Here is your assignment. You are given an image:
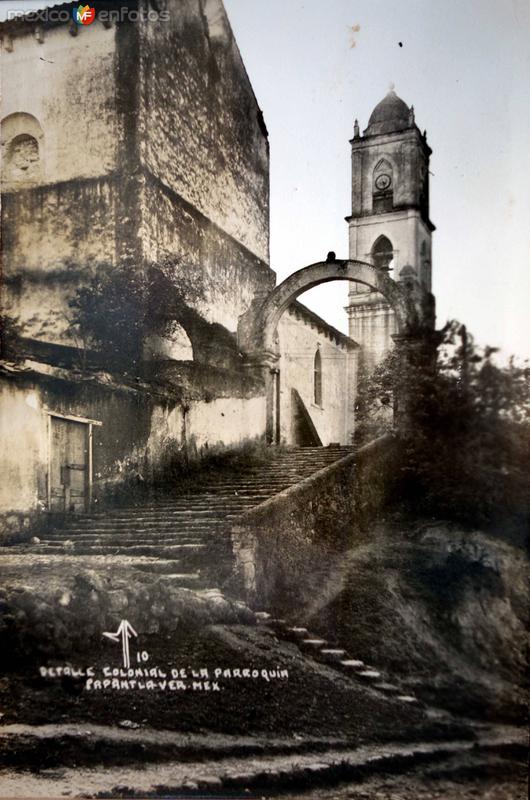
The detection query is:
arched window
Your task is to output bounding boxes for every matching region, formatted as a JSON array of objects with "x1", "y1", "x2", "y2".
[
  {"x1": 372, "y1": 157, "x2": 394, "y2": 213},
  {"x1": 371, "y1": 235, "x2": 394, "y2": 271},
  {"x1": 313, "y1": 349, "x2": 322, "y2": 406}
]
